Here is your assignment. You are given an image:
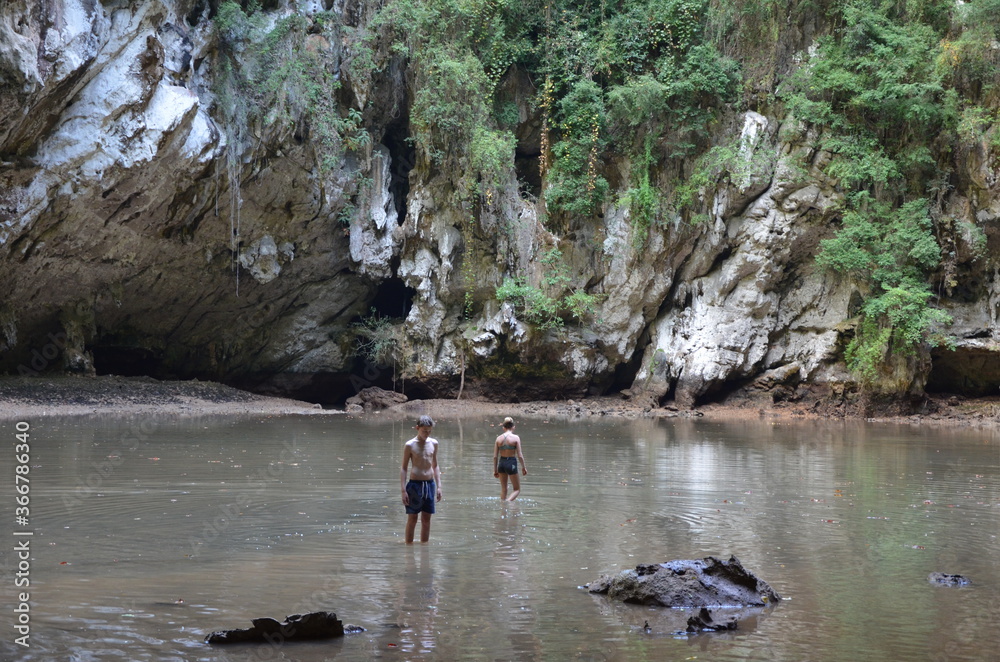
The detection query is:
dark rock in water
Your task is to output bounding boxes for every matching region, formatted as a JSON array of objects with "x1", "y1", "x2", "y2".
[
  {"x1": 587, "y1": 555, "x2": 781, "y2": 607},
  {"x1": 928, "y1": 572, "x2": 971, "y2": 587},
  {"x1": 205, "y1": 611, "x2": 360, "y2": 644},
  {"x1": 686, "y1": 607, "x2": 738, "y2": 633}
]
